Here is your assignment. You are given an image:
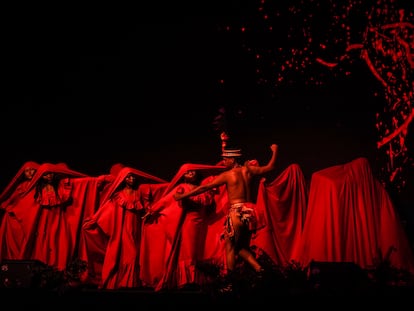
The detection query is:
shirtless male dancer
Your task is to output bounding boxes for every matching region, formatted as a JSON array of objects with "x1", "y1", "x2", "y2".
[{"x1": 174, "y1": 143, "x2": 278, "y2": 286}]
